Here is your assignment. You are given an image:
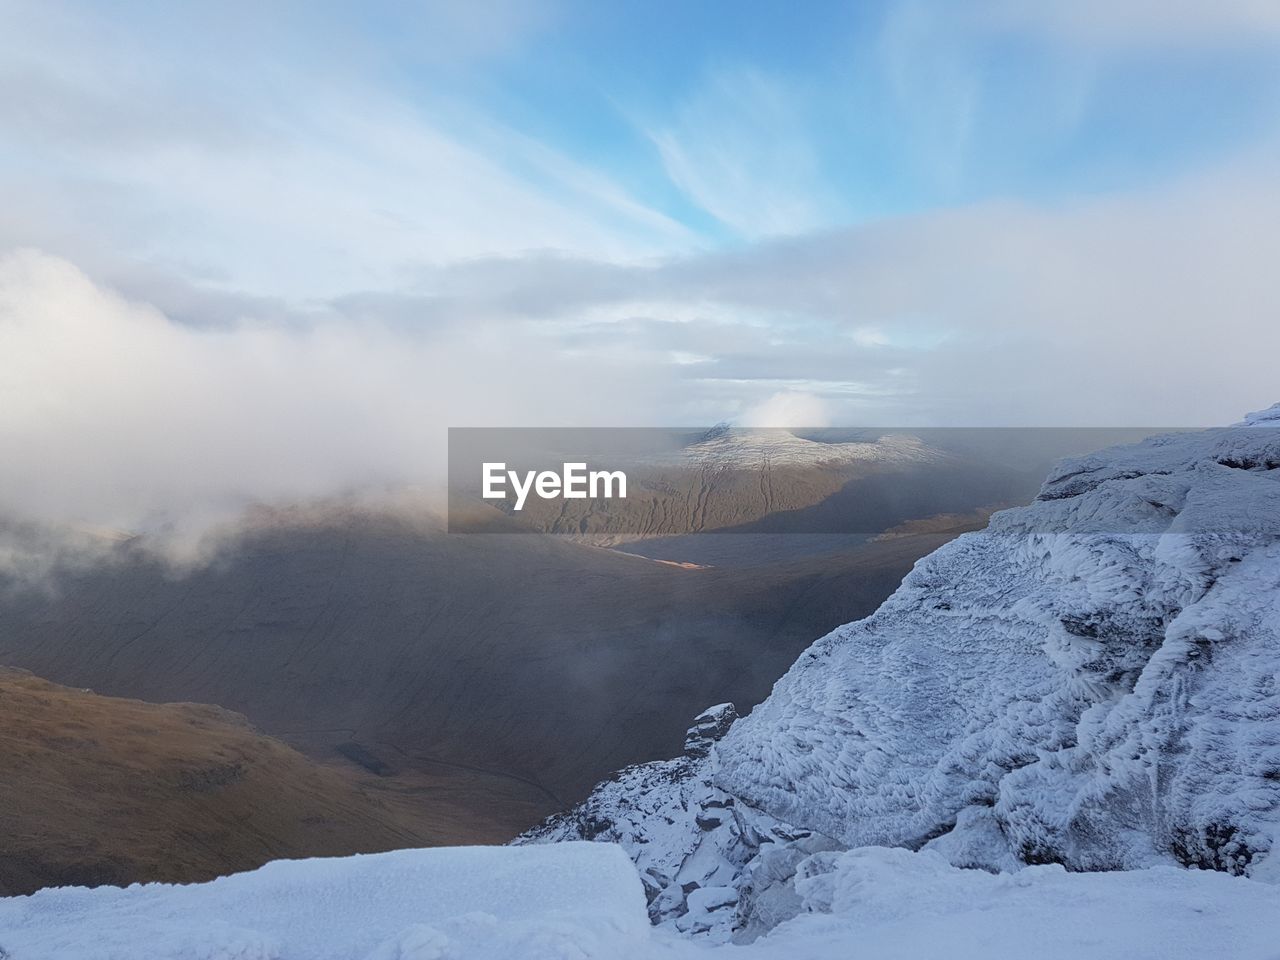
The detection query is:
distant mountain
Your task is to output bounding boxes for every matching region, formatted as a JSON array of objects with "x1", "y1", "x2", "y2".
[
  {"x1": 468, "y1": 428, "x2": 1002, "y2": 541},
  {"x1": 675, "y1": 428, "x2": 937, "y2": 468},
  {"x1": 526, "y1": 407, "x2": 1280, "y2": 941},
  {"x1": 0, "y1": 667, "x2": 429, "y2": 895}
]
